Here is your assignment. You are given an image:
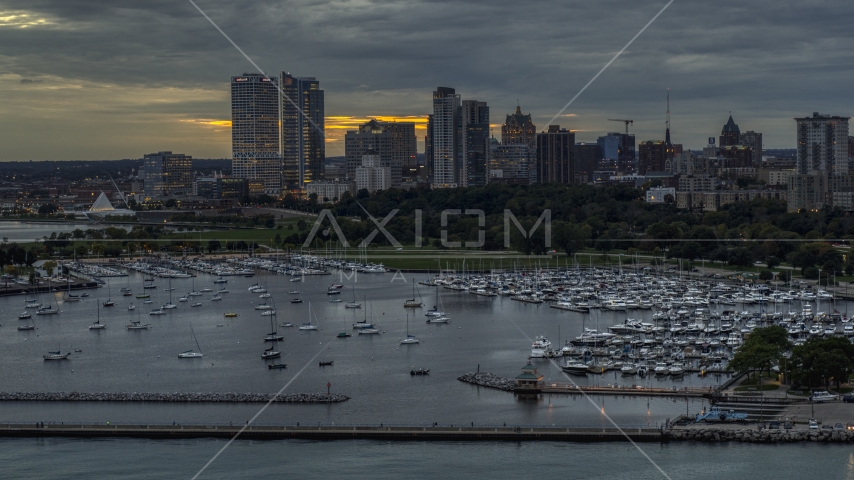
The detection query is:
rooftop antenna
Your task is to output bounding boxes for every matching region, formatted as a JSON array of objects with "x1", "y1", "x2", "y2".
[{"x1": 665, "y1": 88, "x2": 672, "y2": 146}]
